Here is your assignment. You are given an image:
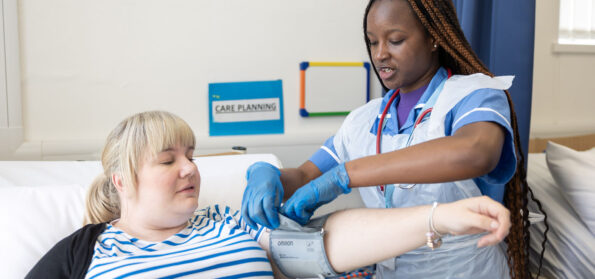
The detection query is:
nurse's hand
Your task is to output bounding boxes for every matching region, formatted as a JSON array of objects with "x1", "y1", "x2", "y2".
[
  {"x1": 281, "y1": 164, "x2": 351, "y2": 225},
  {"x1": 241, "y1": 162, "x2": 284, "y2": 229}
]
